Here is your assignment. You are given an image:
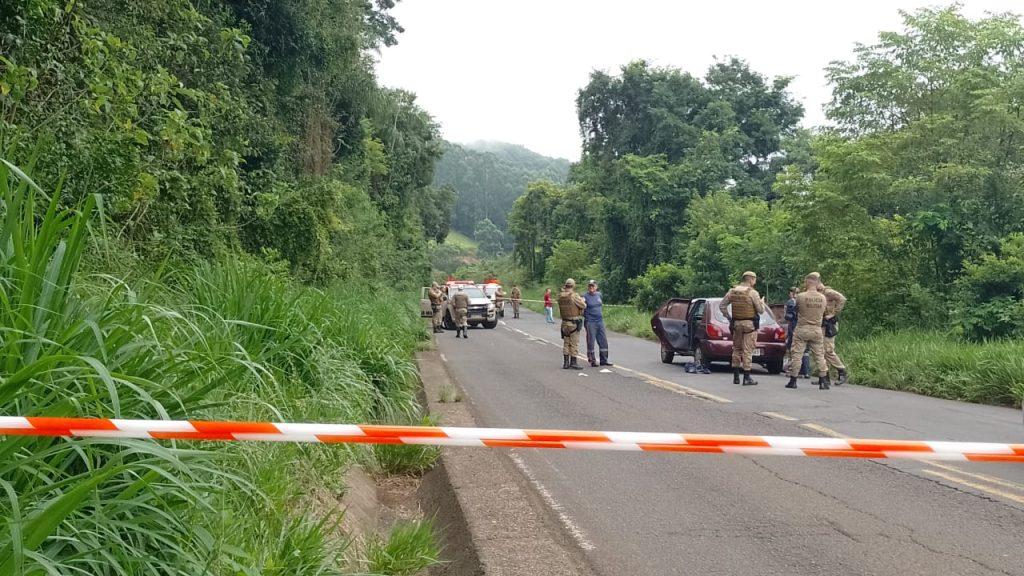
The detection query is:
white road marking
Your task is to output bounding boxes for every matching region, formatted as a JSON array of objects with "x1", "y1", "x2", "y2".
[
  {"x1": 508, "y1": 451, "x2": 596, "y2": 551},
  {"x1": 439, "y1": 354, "x2": 448, "y2": 363},
  {"x1": 599, "y1": 369, "x2": 613, "y2": 373},
  {"x1": 577, "y1": 373, "x2": 588, "y2": 377}
]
